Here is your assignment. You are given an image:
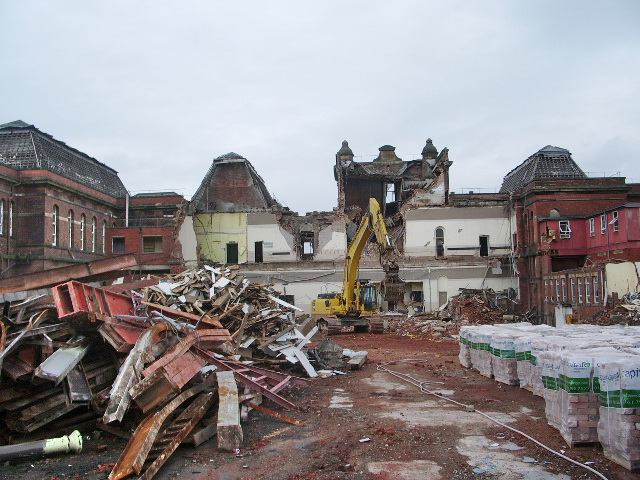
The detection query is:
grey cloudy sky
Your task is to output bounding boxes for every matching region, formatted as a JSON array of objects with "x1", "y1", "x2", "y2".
[{"x1": 2, "y1": 1, "x2": 639, "y2": 213}]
